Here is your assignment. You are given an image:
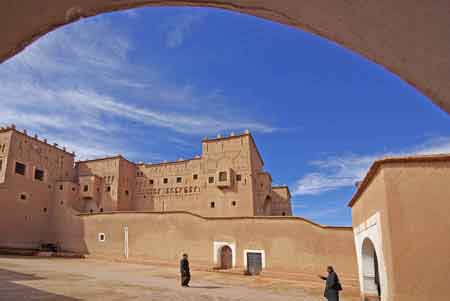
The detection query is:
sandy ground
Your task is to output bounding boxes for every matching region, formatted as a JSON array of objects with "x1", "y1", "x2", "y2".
[{"x1": 0, "y1": 256, "x2": 359, "y2": 300}]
